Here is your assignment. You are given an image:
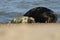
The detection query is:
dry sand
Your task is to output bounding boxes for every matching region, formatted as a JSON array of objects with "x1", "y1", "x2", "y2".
[{"x1": 0, "y1": 23, "x2": 60, "y2": 40}]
